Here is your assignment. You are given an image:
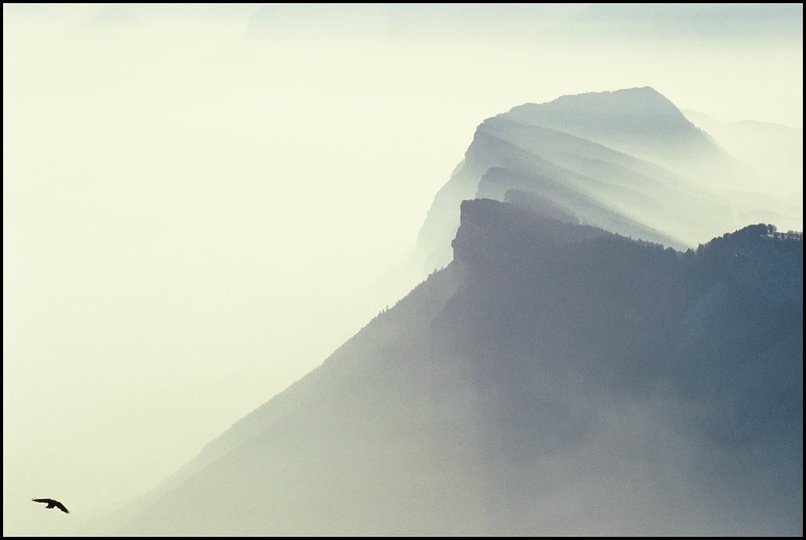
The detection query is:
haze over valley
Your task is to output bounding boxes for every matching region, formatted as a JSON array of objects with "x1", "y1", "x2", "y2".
[{"x1": 4, "y1": 4, "x2": 802, "y2": 536}]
